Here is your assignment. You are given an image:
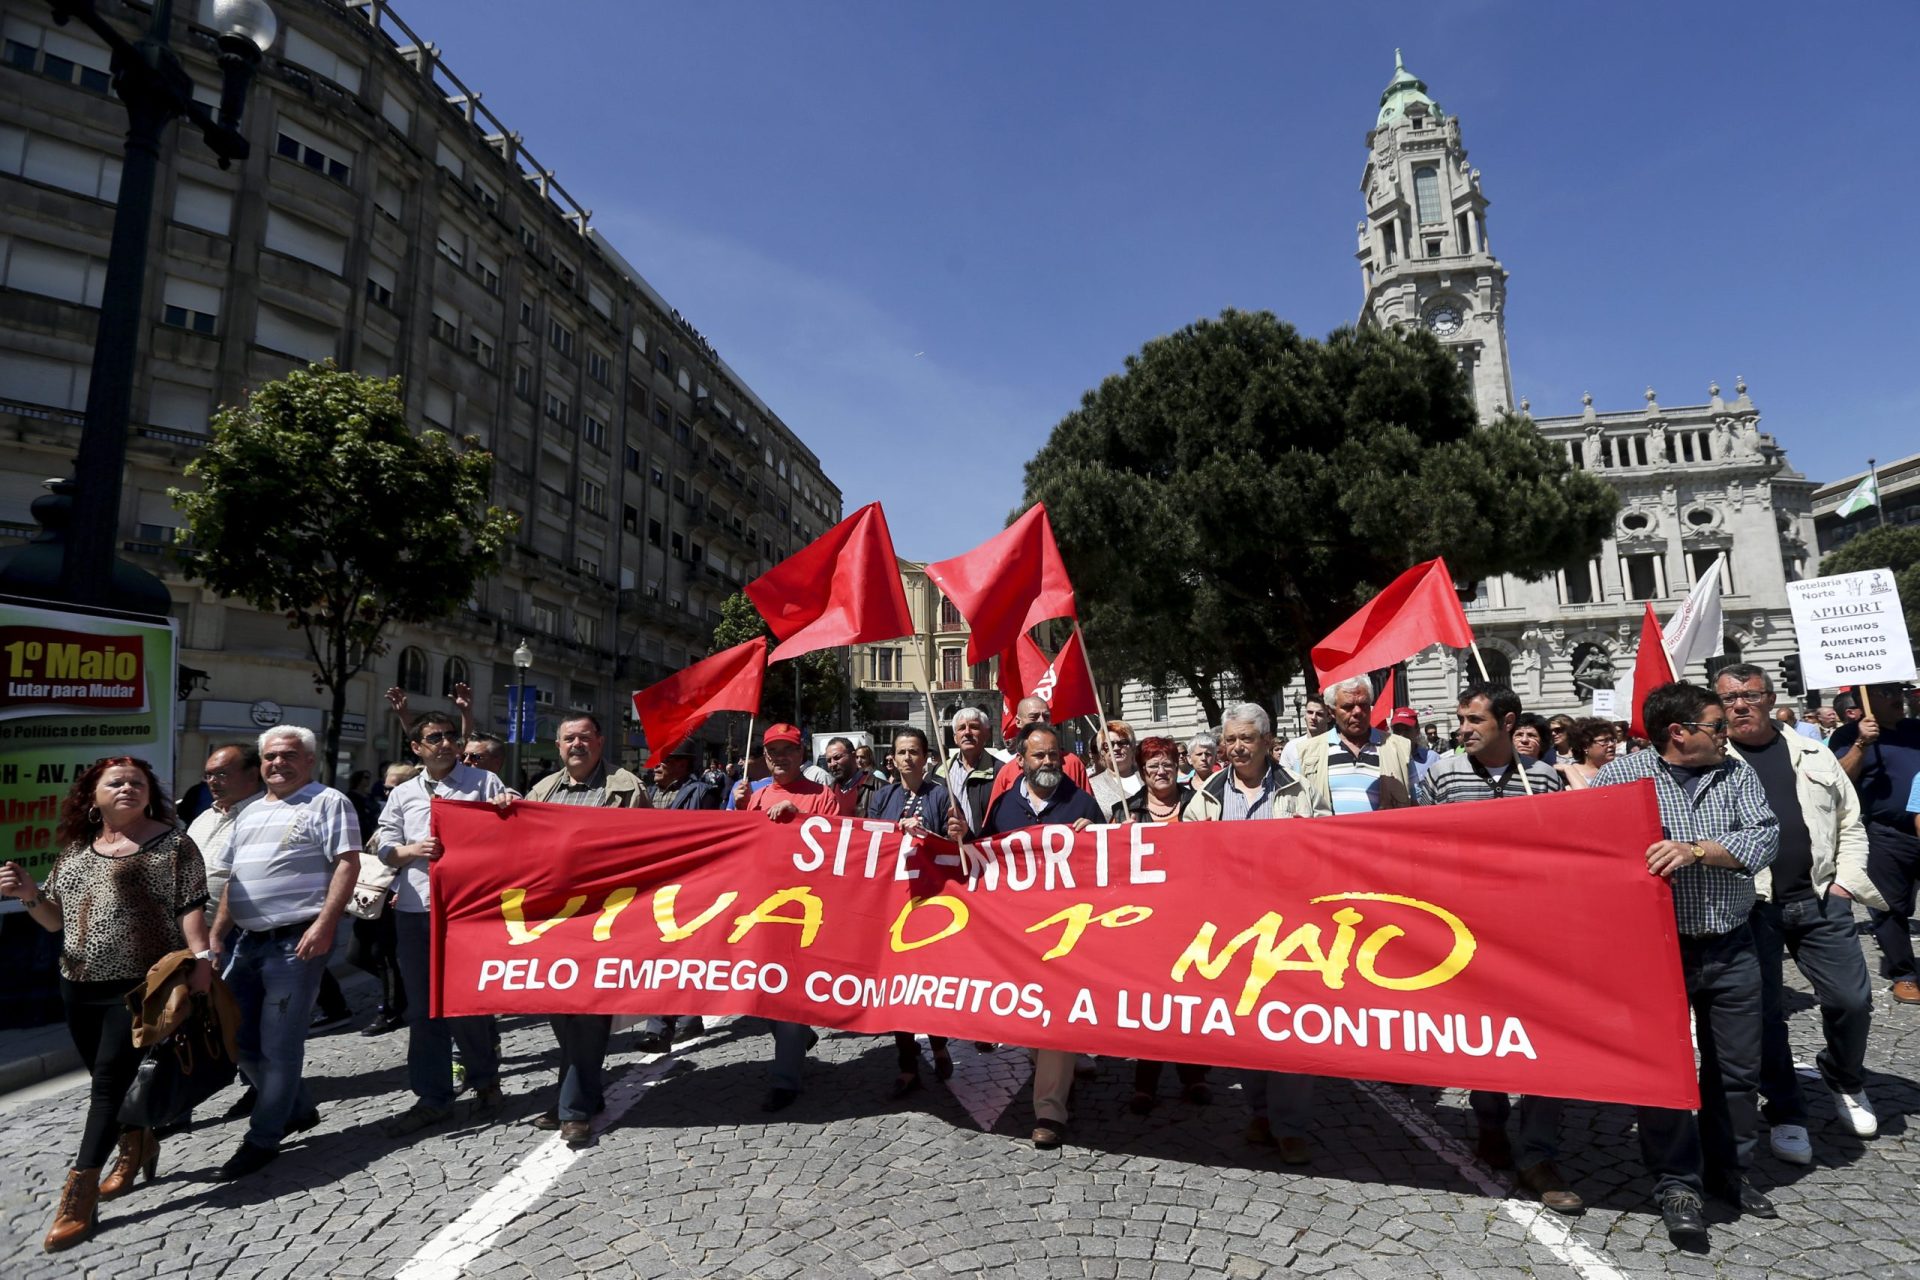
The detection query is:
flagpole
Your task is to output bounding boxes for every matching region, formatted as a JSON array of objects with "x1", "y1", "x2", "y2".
[
  {"x1": 1871, "y1": 457, "x2": 1884, "y2": 529},
  {"x1": 1467, "y1": 640, "x2": 1492, "y2": 683}
]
